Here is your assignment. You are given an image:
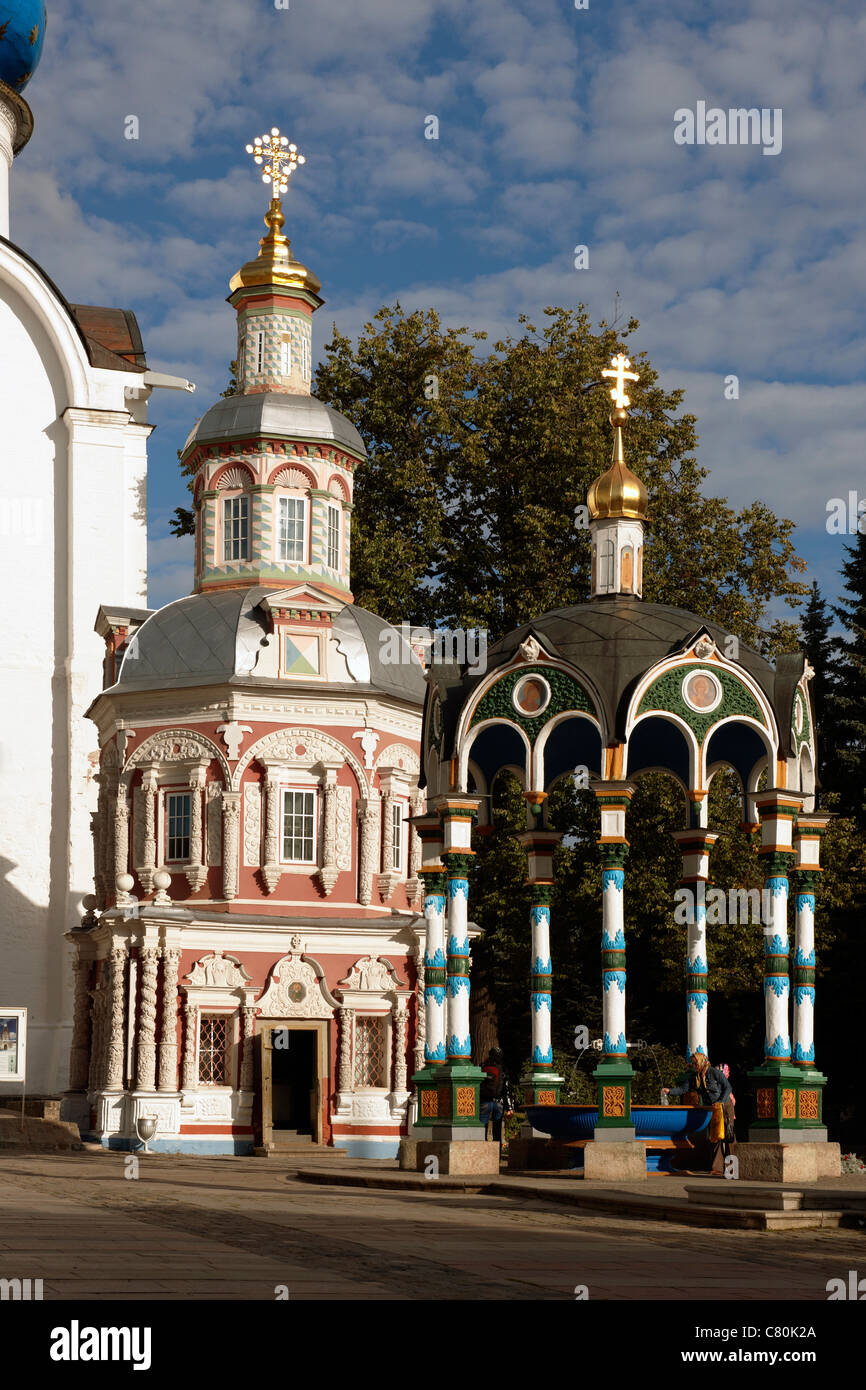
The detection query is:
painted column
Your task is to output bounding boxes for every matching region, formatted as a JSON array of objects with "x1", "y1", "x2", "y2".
[
  {"x1": 593, "y1": 783, "x2": 636, "y2": 1138},
  {"x1": 787, "y1": 813, "x2": 831, "y2": 1137},
  {"x1": 443, "y1": 848, "x2": 471, "y2": 1062},
  {"x1": 518, "y1": 828, "x2": 563, "y2": 1105},
  {"x1": 135, "y1": 945, "x2": 159, "y2": 1091},
  {"x1": 158, "y1": 947, "x2": 181, "y2": 1091},
  {"x1": 748, "y1": 790, "x2": 805, "y2": 1141},
  {"x1": 421, "y1": 870, "x2": 447, "y2": 1065},
  {"x1": 672, "y1": 829, "x2": 719, "y2": 1060}
]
